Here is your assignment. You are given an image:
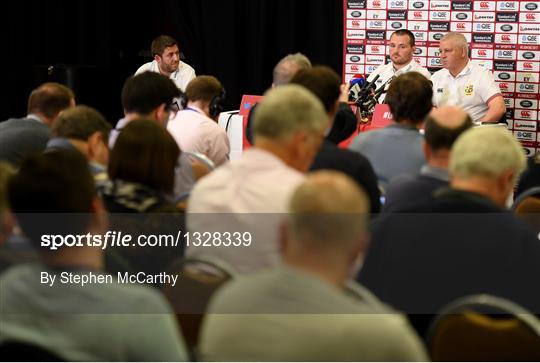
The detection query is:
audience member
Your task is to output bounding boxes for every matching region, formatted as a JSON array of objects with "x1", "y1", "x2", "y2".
[
  {"x1": 102, "y1": 119, "x2": 185, "y2": 278},
  {"x1": 1, "y1": 150, "x2": 187, "y2": 361},
  {"x1": 187, "y1": 85, "x2": 329, "y2": 273},
  {"x1": 111, "y1": 71, "x2": 206, "y2": 200},
  {"x1": 200, "y1": 171, "x2": 427, "y2": 361},
  {"x1": 136, "y1": 35, "x2": 196, "y2": 91},
  {"x1": 358, "y1": 127, "x2": 540, "y2": 321},
  {"x1": 48, "y1": 105, "x2": 111, "y2": 185},
  {"x1": 291, "y1": 65, "x2": 381, "y2": 214},
  {"x1": 168, "y1": 76, "x2": 230, "y2": 166},
  {"x1": 349, "y1": 72, "x2": 432, "y2": 188},
  {"x1": 432, "y1": 32, "x2": 506, "y2": 123},
  {"x1": 246, "y1": 53, "x2": 357, "y2": 145},
  {"x1": 383, "y1": 106, "x2": 473, "y2": 212},
  {"x1": 104, "y1": 119, "x2": 180, "y2": 213},
  {"x1": 0, "y1": 83, "x2": 75, "y2": 166}
]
